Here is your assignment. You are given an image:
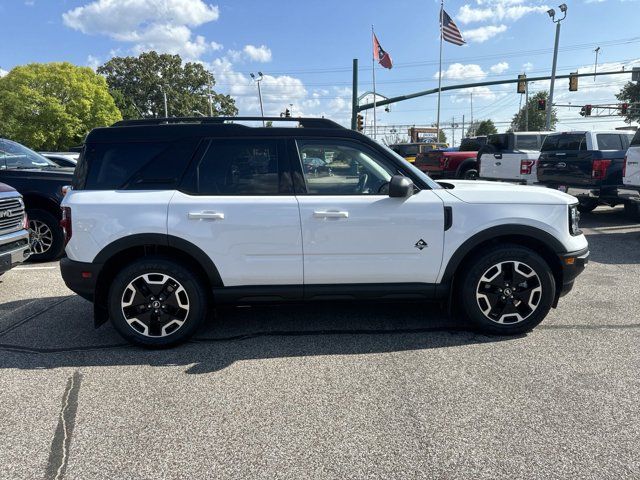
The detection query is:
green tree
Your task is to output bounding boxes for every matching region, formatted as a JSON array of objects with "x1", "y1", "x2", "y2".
[
  {"x1": 0, "y1": 62, "x2": 122, "y2": 150},
  {"x1": 511, "y1": 91, "x2": 557, "y2": 132},
  {"x1": 475, "y1": 119, "x2": 498, "y2": 136},
  {"x1": 616, "y1": 81, "x2": 640, "y2": 124},
  {"x1": 98, "y1": 51, "x2": 237, "y2": 119}
]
